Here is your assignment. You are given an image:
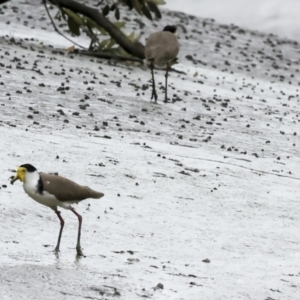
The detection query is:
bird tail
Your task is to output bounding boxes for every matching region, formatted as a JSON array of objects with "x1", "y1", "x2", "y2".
[
  {"x1": 86, "y1": 187, "x2": 104, "y2": 199},
  {"x1": 92, "y1": 191, "x2": 104, "y2": 199}
]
